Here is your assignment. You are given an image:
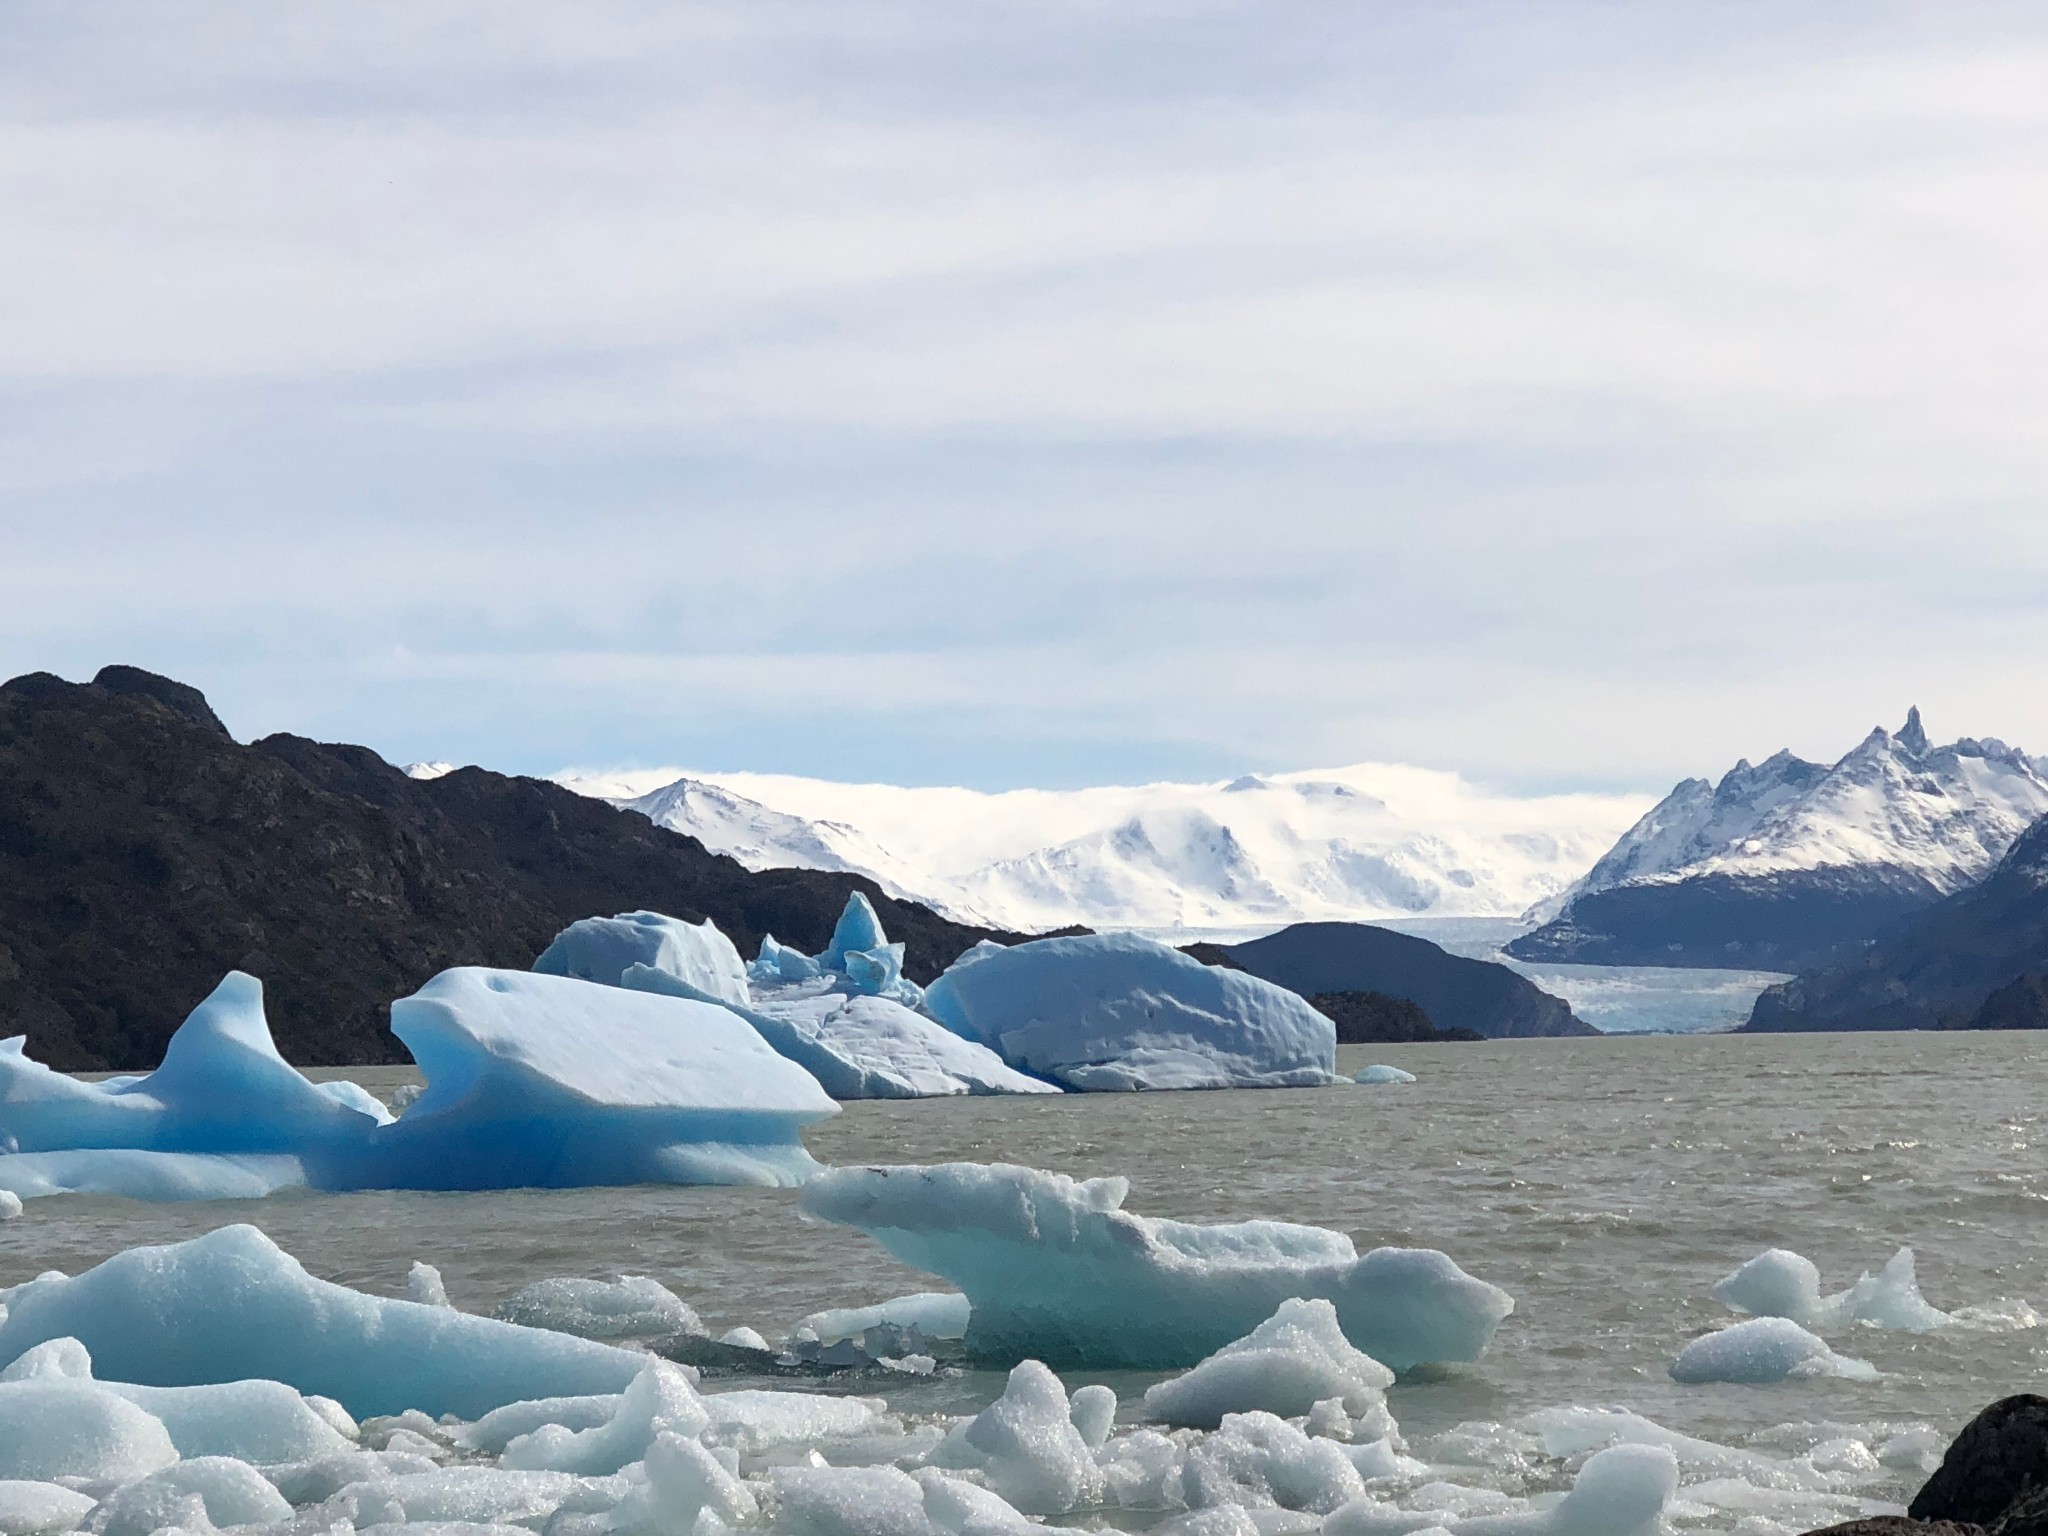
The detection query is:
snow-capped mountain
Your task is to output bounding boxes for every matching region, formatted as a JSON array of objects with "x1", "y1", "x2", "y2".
[
  {"x1": 558, "y1": 762, "x2": 1648, "y2": 934},
  {"x1": 1510, "y1": 709, "x2": 2048, "y2": 970},
  {"x1": 402, "y1": 761, "x2": 458, "y2": 781}
]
